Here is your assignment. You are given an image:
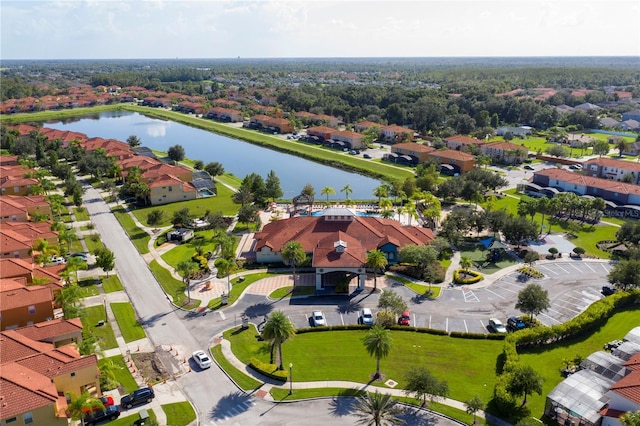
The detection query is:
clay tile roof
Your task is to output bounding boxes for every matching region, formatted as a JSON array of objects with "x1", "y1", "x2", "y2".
[
  {"x1": 147, "y1": 174, "x2": 186, "y2": 188},
  {"x1": 610, "y1": 369, "x2": 640, "y2": 403},
  {"x1": 535, "y1": 168, "x2": 640, "y2": 196},
  {"x1": 0, "y1": 258, "x2": 34, "y2": 279},
  {"x1": 428, "y1": 149, "x2": 476, "y2": 162},
  {"x1": 0, "y1": 330, "x2": 54, "y2": 363},
  {"x1": 392, "y1": 143, "x2": 436, "y2": 153},
  {"x1": 0, "y1": 229, "x2": 33, "y2": 252},
  {"x1": 0, "y1": 175, "x2": 39, "y2": 188},
  {"x1": 0, "y1": 365, "x2": 59, "y2": 418},
  {"x1": 625, "y1": 353, "x2": 640, "y2": 371},
  {"x1": 13, "y1": 318, "x2": 83, "y2": 342},
  {"x1": 445, "y1": 135, "x2": 485, "y2": 145},
  {"x1": 307, "y1": 126, "x2": 335, "y2": 134},
  {"x1": 483, "y1": 141, "x2": 528, "y2": 151},
  {"x1": 0, "y1": 281, "x2": 53, "y2": 311},
  {"x1": 598, "y1": 406, "x2": 626, "y2": 418},
  {"x1": 584, "y1": 157, "x2": 640, "y2": 173}
]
